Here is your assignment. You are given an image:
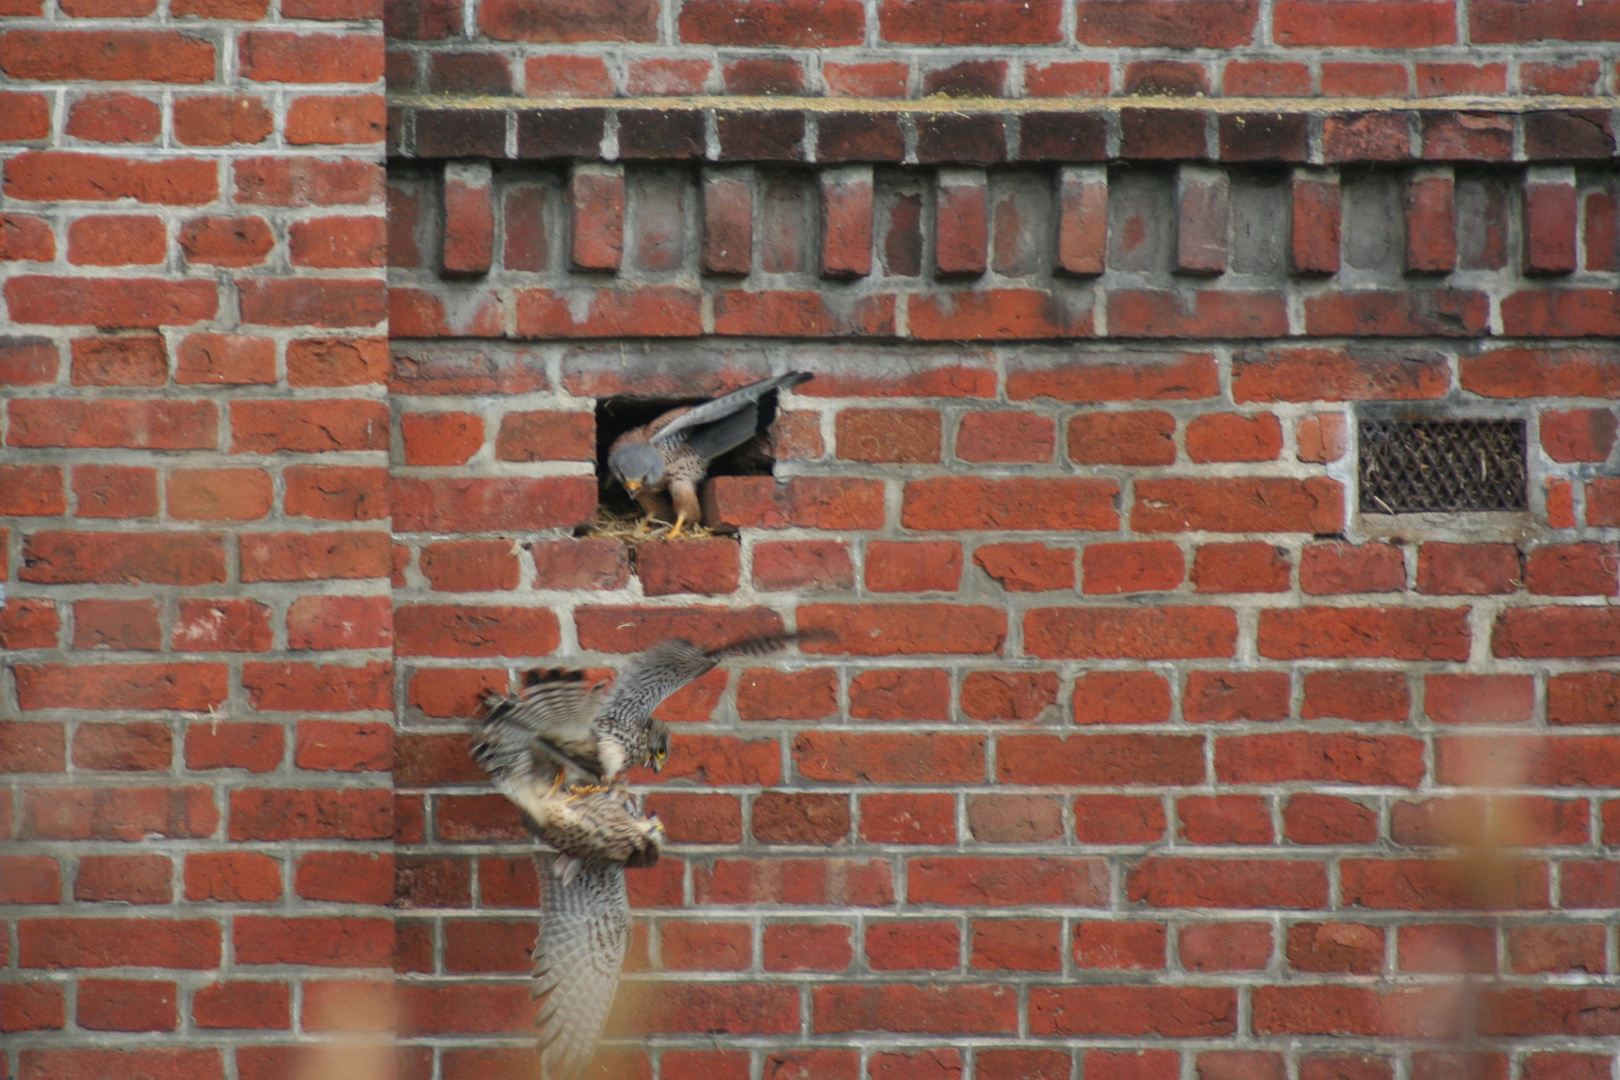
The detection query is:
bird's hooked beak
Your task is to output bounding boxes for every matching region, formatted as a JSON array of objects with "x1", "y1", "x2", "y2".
[{"x1": 625, "y1": 479, "x2": 642, "y2": 494}]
